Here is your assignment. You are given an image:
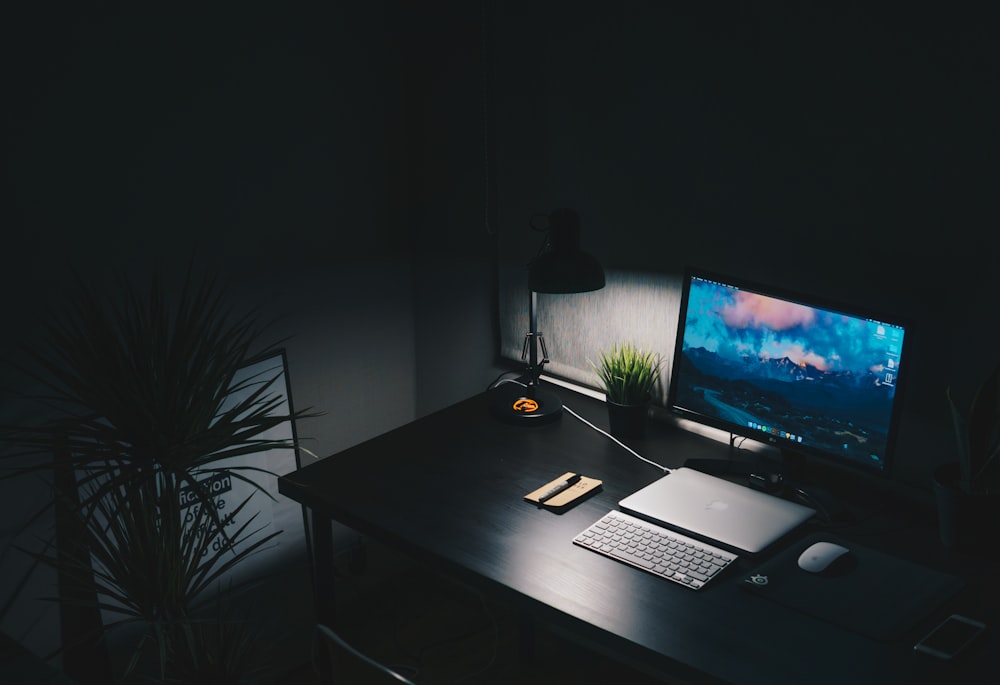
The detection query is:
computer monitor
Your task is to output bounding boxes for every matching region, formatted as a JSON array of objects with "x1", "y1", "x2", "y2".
[{"x1": 668, "y1": 268, "x2": 908, "y2": 475}]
